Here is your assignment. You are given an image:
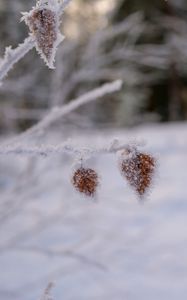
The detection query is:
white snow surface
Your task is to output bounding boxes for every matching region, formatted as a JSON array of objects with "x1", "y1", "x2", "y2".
[{"x1": 0, "y1": 122, "x2": 187, "y2": 300}]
